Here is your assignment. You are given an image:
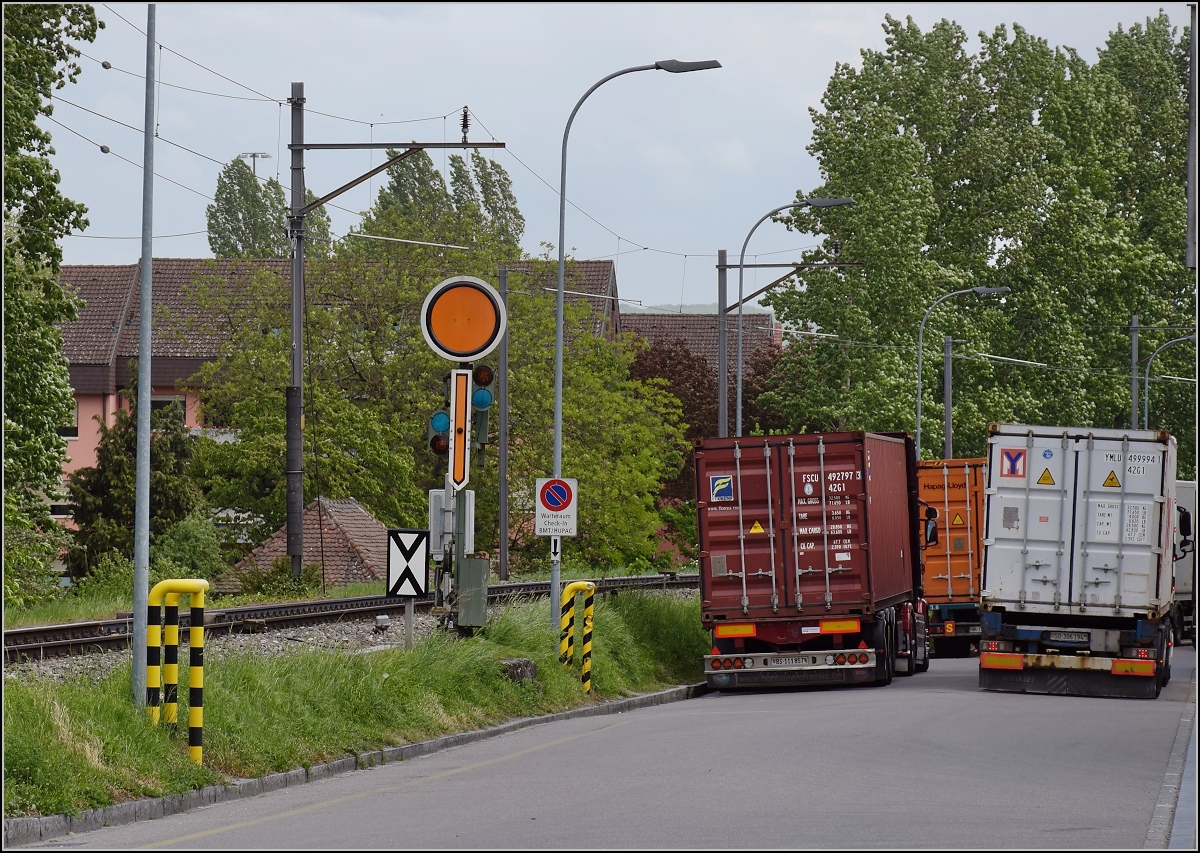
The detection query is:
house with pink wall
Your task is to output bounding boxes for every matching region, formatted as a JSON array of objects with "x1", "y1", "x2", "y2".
[{"x1": 53, "y1": 258, "x2": 623, "y2": 524}]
